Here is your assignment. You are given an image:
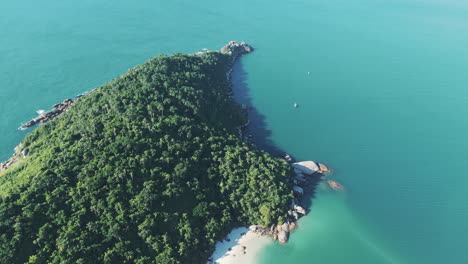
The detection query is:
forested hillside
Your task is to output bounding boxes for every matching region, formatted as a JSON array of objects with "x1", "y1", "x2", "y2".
[{"x1": 0, "y1": 52, "x2": 292, "y2": 264}]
